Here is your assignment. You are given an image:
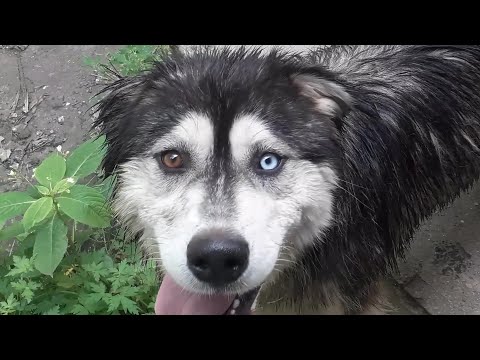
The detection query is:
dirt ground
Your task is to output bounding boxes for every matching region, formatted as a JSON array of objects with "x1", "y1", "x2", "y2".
[
  {"x1": 1, "y1": 45, "x2": 480, "y2": 315},
  {"x1": 0, "y1": 45, "x2": 122, "y2": 193}
]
